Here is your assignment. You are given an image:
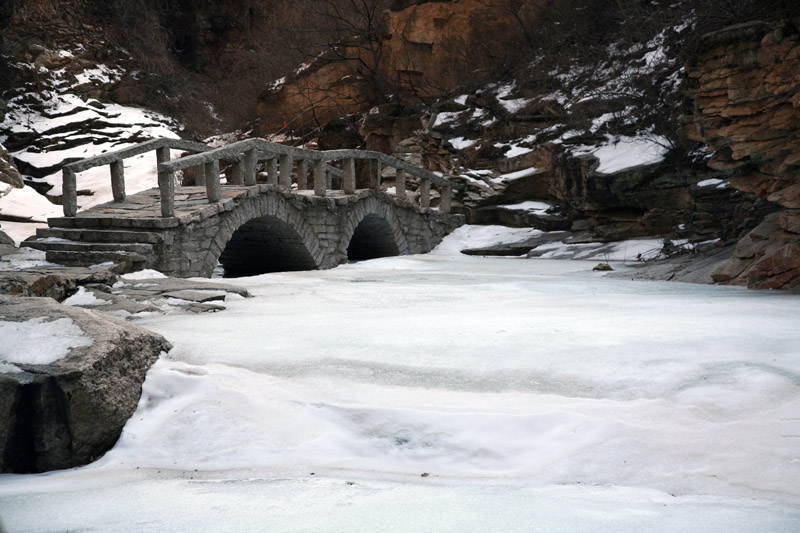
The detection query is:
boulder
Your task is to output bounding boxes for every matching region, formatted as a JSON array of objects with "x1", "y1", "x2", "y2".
[{"x1": 0, "y1": 295, "x2": 171, "y2": 473}]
